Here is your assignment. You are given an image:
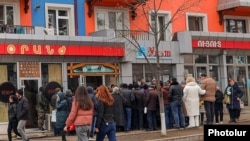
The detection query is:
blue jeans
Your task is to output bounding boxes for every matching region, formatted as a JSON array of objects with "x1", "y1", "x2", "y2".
[
  {"x1": 90, "y1": 116, "x2": 97, "y2": 137},
  {"x1": 124, "y1": 107, "x2": 132, "y2": 131},
  {"x1": 147, "y1": 110, "x2": 157, "y2": 130},
  {"x1": 164, "y1": 105, "x2": 173, "y2": 129},
  {"x1": 96, "y1": 123, "x2": 116, "y2": 141},
  {"x1": 170, "y1": 101, "x2": 185, "y2": 128}
]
